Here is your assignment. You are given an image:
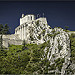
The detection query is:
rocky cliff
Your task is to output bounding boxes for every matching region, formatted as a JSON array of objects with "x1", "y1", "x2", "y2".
[
  {"x1": 24, "y1": 19, "x2": 71, "y2": 75},
  {"x1": 0, "y1": 18, "x2": 74, "y2": 75}
]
